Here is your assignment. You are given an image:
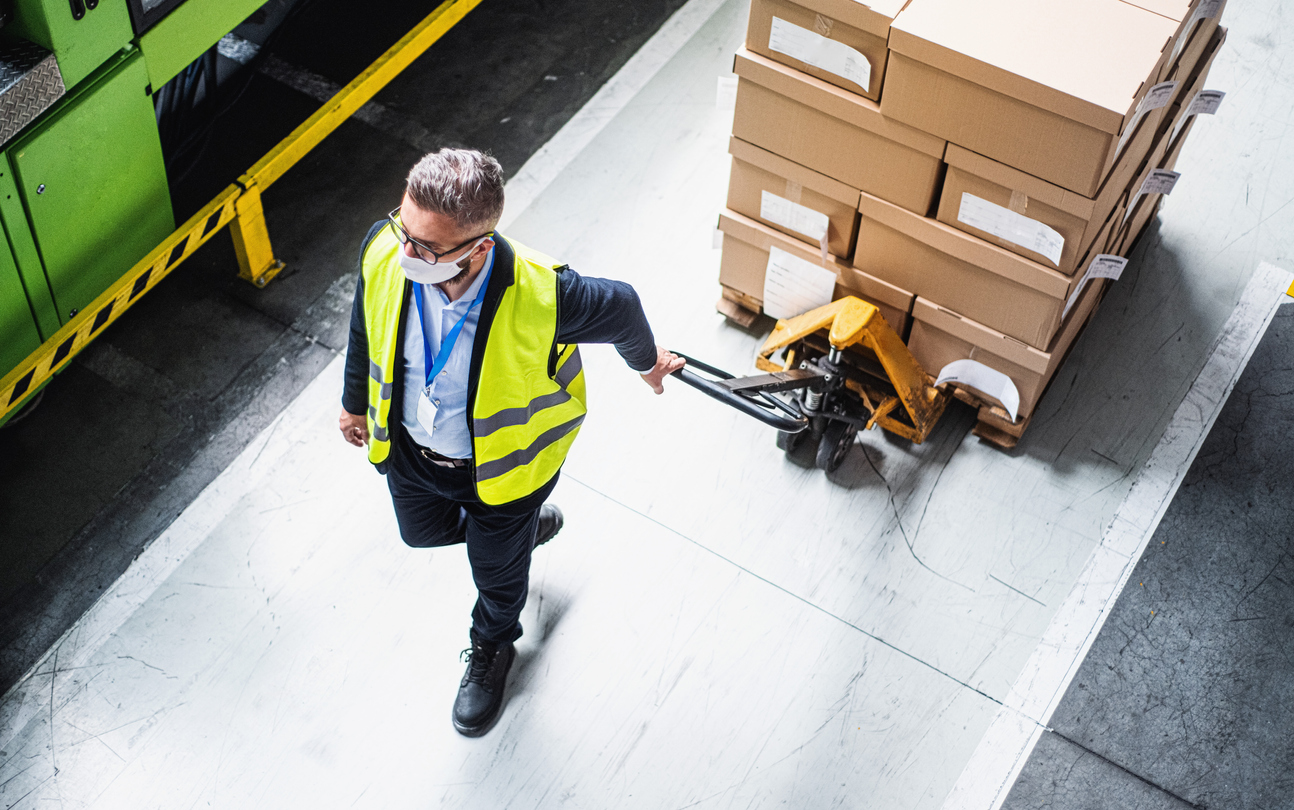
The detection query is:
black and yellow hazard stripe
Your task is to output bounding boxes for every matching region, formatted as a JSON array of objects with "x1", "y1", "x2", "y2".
[
  {"x1": 1, "y1": 0, "x2": 487, "y2": 423},
  {"x1": 0, "y1": 186, "x2": 239, "y2": 421}
]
